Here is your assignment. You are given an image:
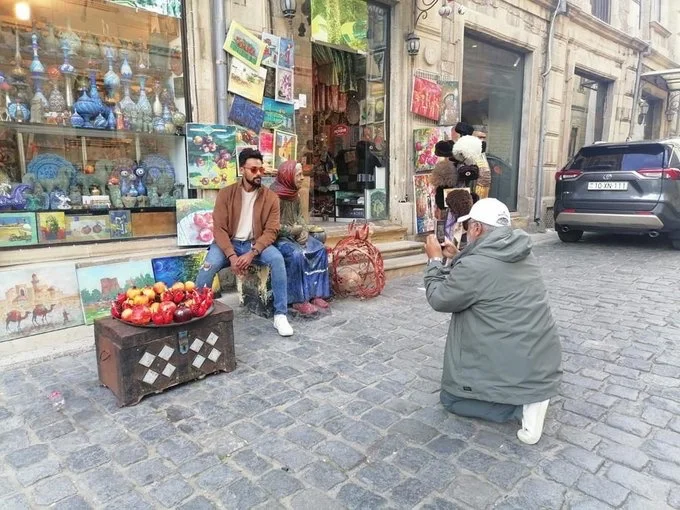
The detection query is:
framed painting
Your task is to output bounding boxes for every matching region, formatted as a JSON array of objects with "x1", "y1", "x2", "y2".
[
  {"x1": 0, "y1": 212, "x2": 38, "y2": 248},
  {"x1": 278, "y1": 37, "x2": 294, "y2": 69},
  {"x1": 223, "y1": 20, "x2": 266, "y2": 70},
  {"x1": 411, "y1": 76, "x2": 443, "y2": 122},
  {"x1": 275, "y1": 67, "x2": 294, "y2": 104},
  {"x1": 37, "y1": 212, "x2": 67, "y2": 244},
  {"x1": 273, "y1": 130, "x2": 298, "y2": 168},
  {"x1": 186, "y1": 123, "x2": 238, "y2": 189},
  {"x1": 176, "y1": 199, "x2": 215, "y2": 247},
  {"x1": 229, "y1": 96, "x2": 265, "y2": 133},
  {"x1": 109, "y1": 210, "x2": 133, "y2": 239},
  {"x1": 261, "y1": 32, "x2": 280, "y2": 67},
  {"x1": 439, "y1": 80, "x2": 460, "y2": 126},
  {"x1": 66, "y1": 215, "x2": 110, "y2": 242},
  {"x1": 367, "y1": 50, "x2": 385, "y2": 82},
  {"x1": 0, "y1": 263, "x2": 85, "y2": 342},
  {"x1": 414, "y1": 173, "x2": 437, "y2": 234},
  {"x1": 365, "y1": 189, "x2": 387, "y2": 220},
  {"x1": 413, "y1": 127, "x2": 452, "y2": 172},
  {"x1": 151, "y1": 253, "x2": 220, "y2": 292},
  {"x1": 262, "y1": 98, "x2": 294, "y2": 131},
  {"x1": 228, "y1": 59, "x2": 267, "y2": 104},
  {"x1": 76, "y1": 259, "x2": 155, "y2": 325},
  {"x1": 259, "y1": 131, "x2": 274, "y2": 170}
]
